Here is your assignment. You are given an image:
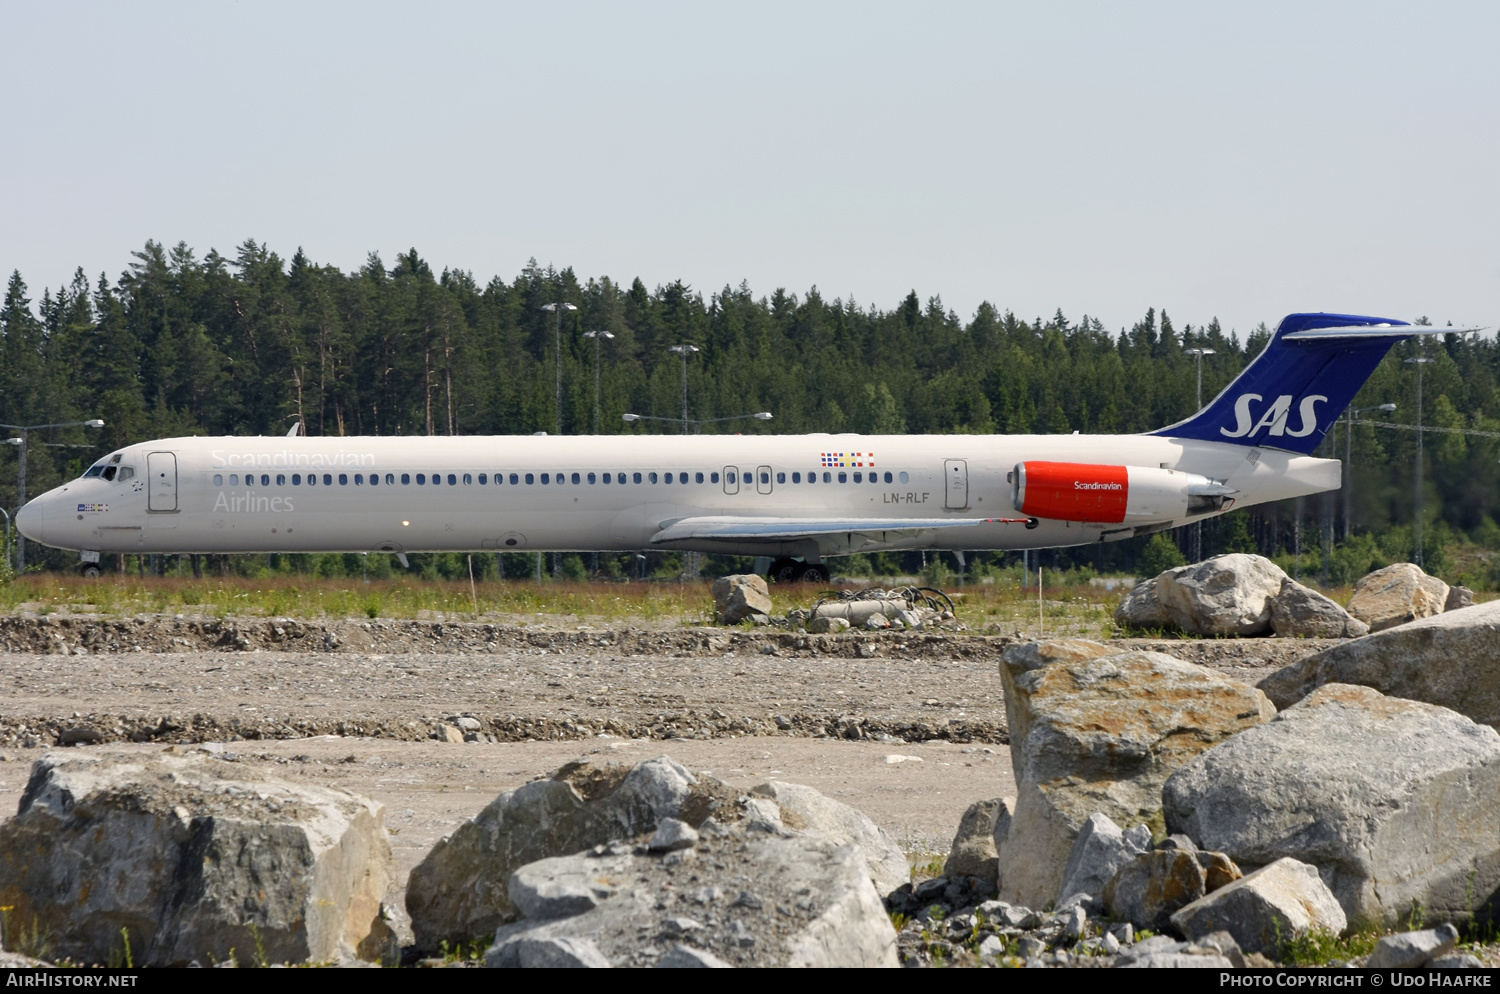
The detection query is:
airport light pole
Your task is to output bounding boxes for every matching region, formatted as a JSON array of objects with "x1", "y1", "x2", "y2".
[
  {"x1": 1405, "y1": 356, "x2": 1434, "y2": 566},
  {"x1": 3, "y1": 418, "x2": 105, "y2": 571},
  {"x1": 667, "y1": 345, "x2": 701, "y2": 435},
  {"x1": 582, "y1": 330, "x2": 614, "y2": 434},
  {"x1": 540, "y1": 302, "x2": 578, "y2": 436},
  {"x1": 1342, "y1": 403, "x2": 1397, "y2": 540},
  {"x1": 1184, "y1": 348, "x2": 1215, "y2": 409}
]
